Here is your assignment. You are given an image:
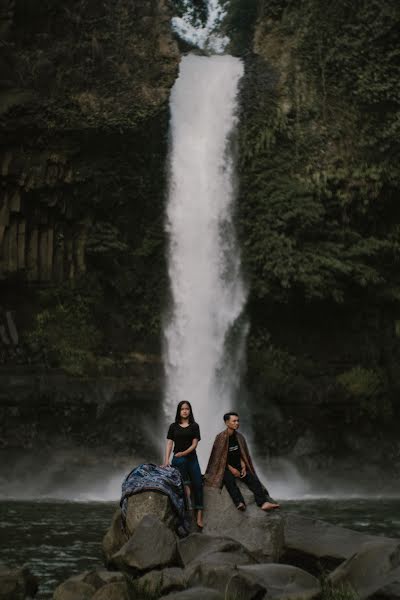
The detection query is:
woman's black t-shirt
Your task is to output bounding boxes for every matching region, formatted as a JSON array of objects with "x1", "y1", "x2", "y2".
[{"x1": 167, "y1": 422, "x2": 201, "y2": 455}]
